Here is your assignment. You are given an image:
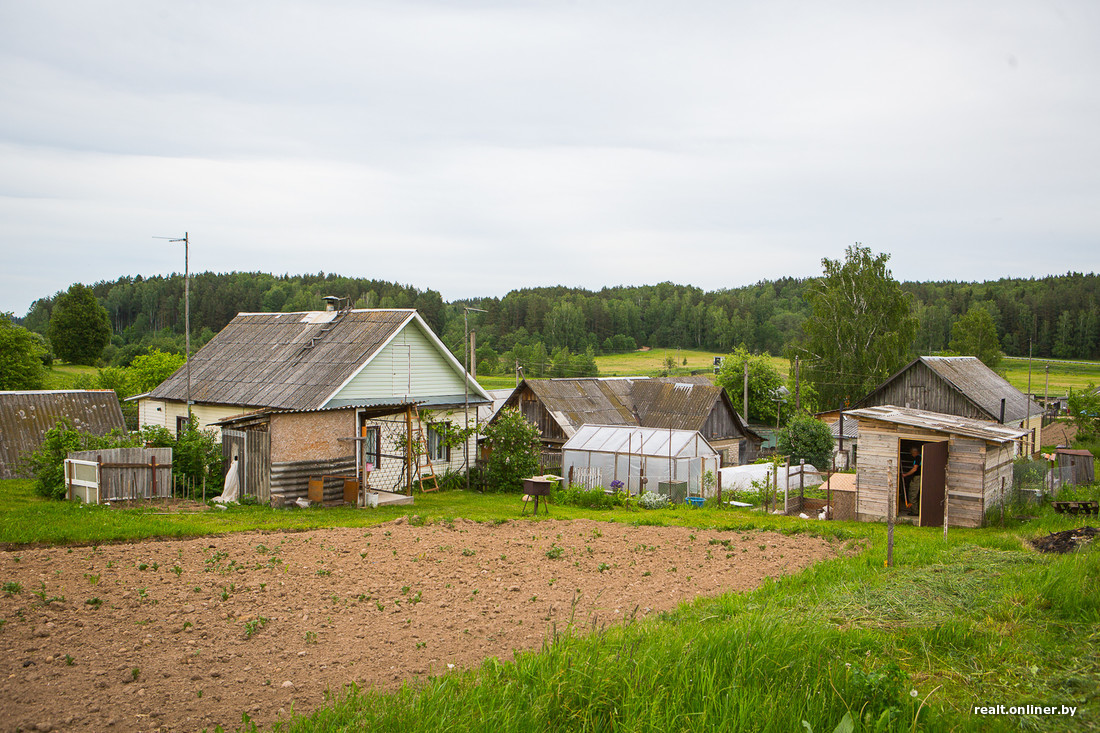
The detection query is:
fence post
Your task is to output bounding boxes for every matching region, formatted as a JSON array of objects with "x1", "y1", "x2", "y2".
[
  {"x1": 799, "y1": 458, "x2": 805, "y2": 511},
  {"x1": 1000, "y1": 477, "x2": 1006, "y2": 527},
  {"x1": 886, "y1": 459, "x2": 894, "y2": 568},
  {"x1": 151, "y1": 456, "x2": 157, "y2": 500}
]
